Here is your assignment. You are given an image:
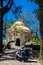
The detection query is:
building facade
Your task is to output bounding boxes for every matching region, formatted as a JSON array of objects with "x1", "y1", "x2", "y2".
[{"x1": 6, "y1": 21, "x2": 31, "y2": 46}]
